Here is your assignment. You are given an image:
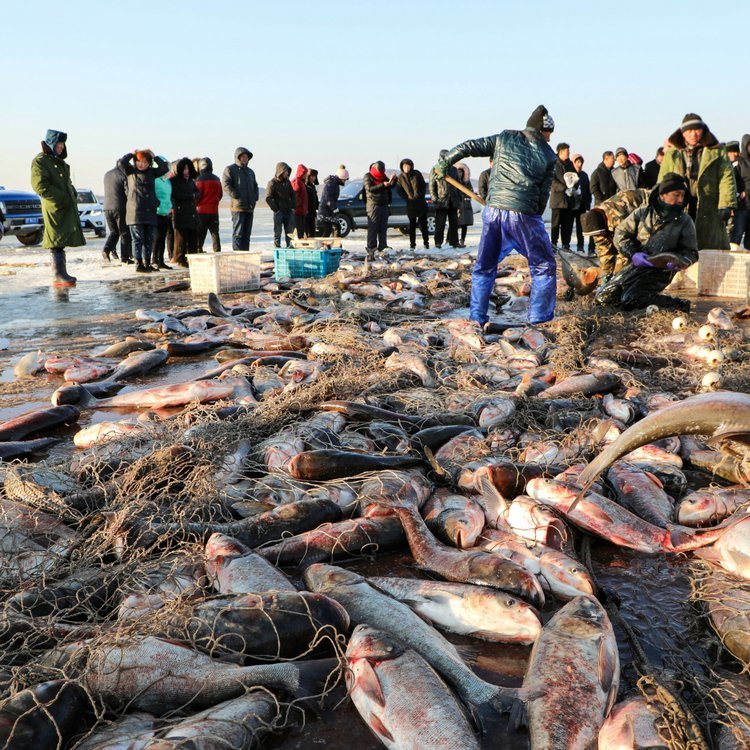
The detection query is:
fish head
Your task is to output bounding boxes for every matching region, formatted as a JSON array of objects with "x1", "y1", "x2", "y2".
[
  {"x1": 346, "y1": 624, "x2": 405, "y2": 664},
  {"x1": 538, "y1": 551, "x2": 595, "y2": 600},
  {"x1": 302, "y1": 563, "x2": 363, "y2": 593},
  {"x1": 677, "y1": 493, "x2": 721, "y2": 526},
  {"x1": 555, "y1": 596, "x2": 610, "y2": 638},
  {"x1": 204, "y1": 533, "x2": 249, "y2": 561}
]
